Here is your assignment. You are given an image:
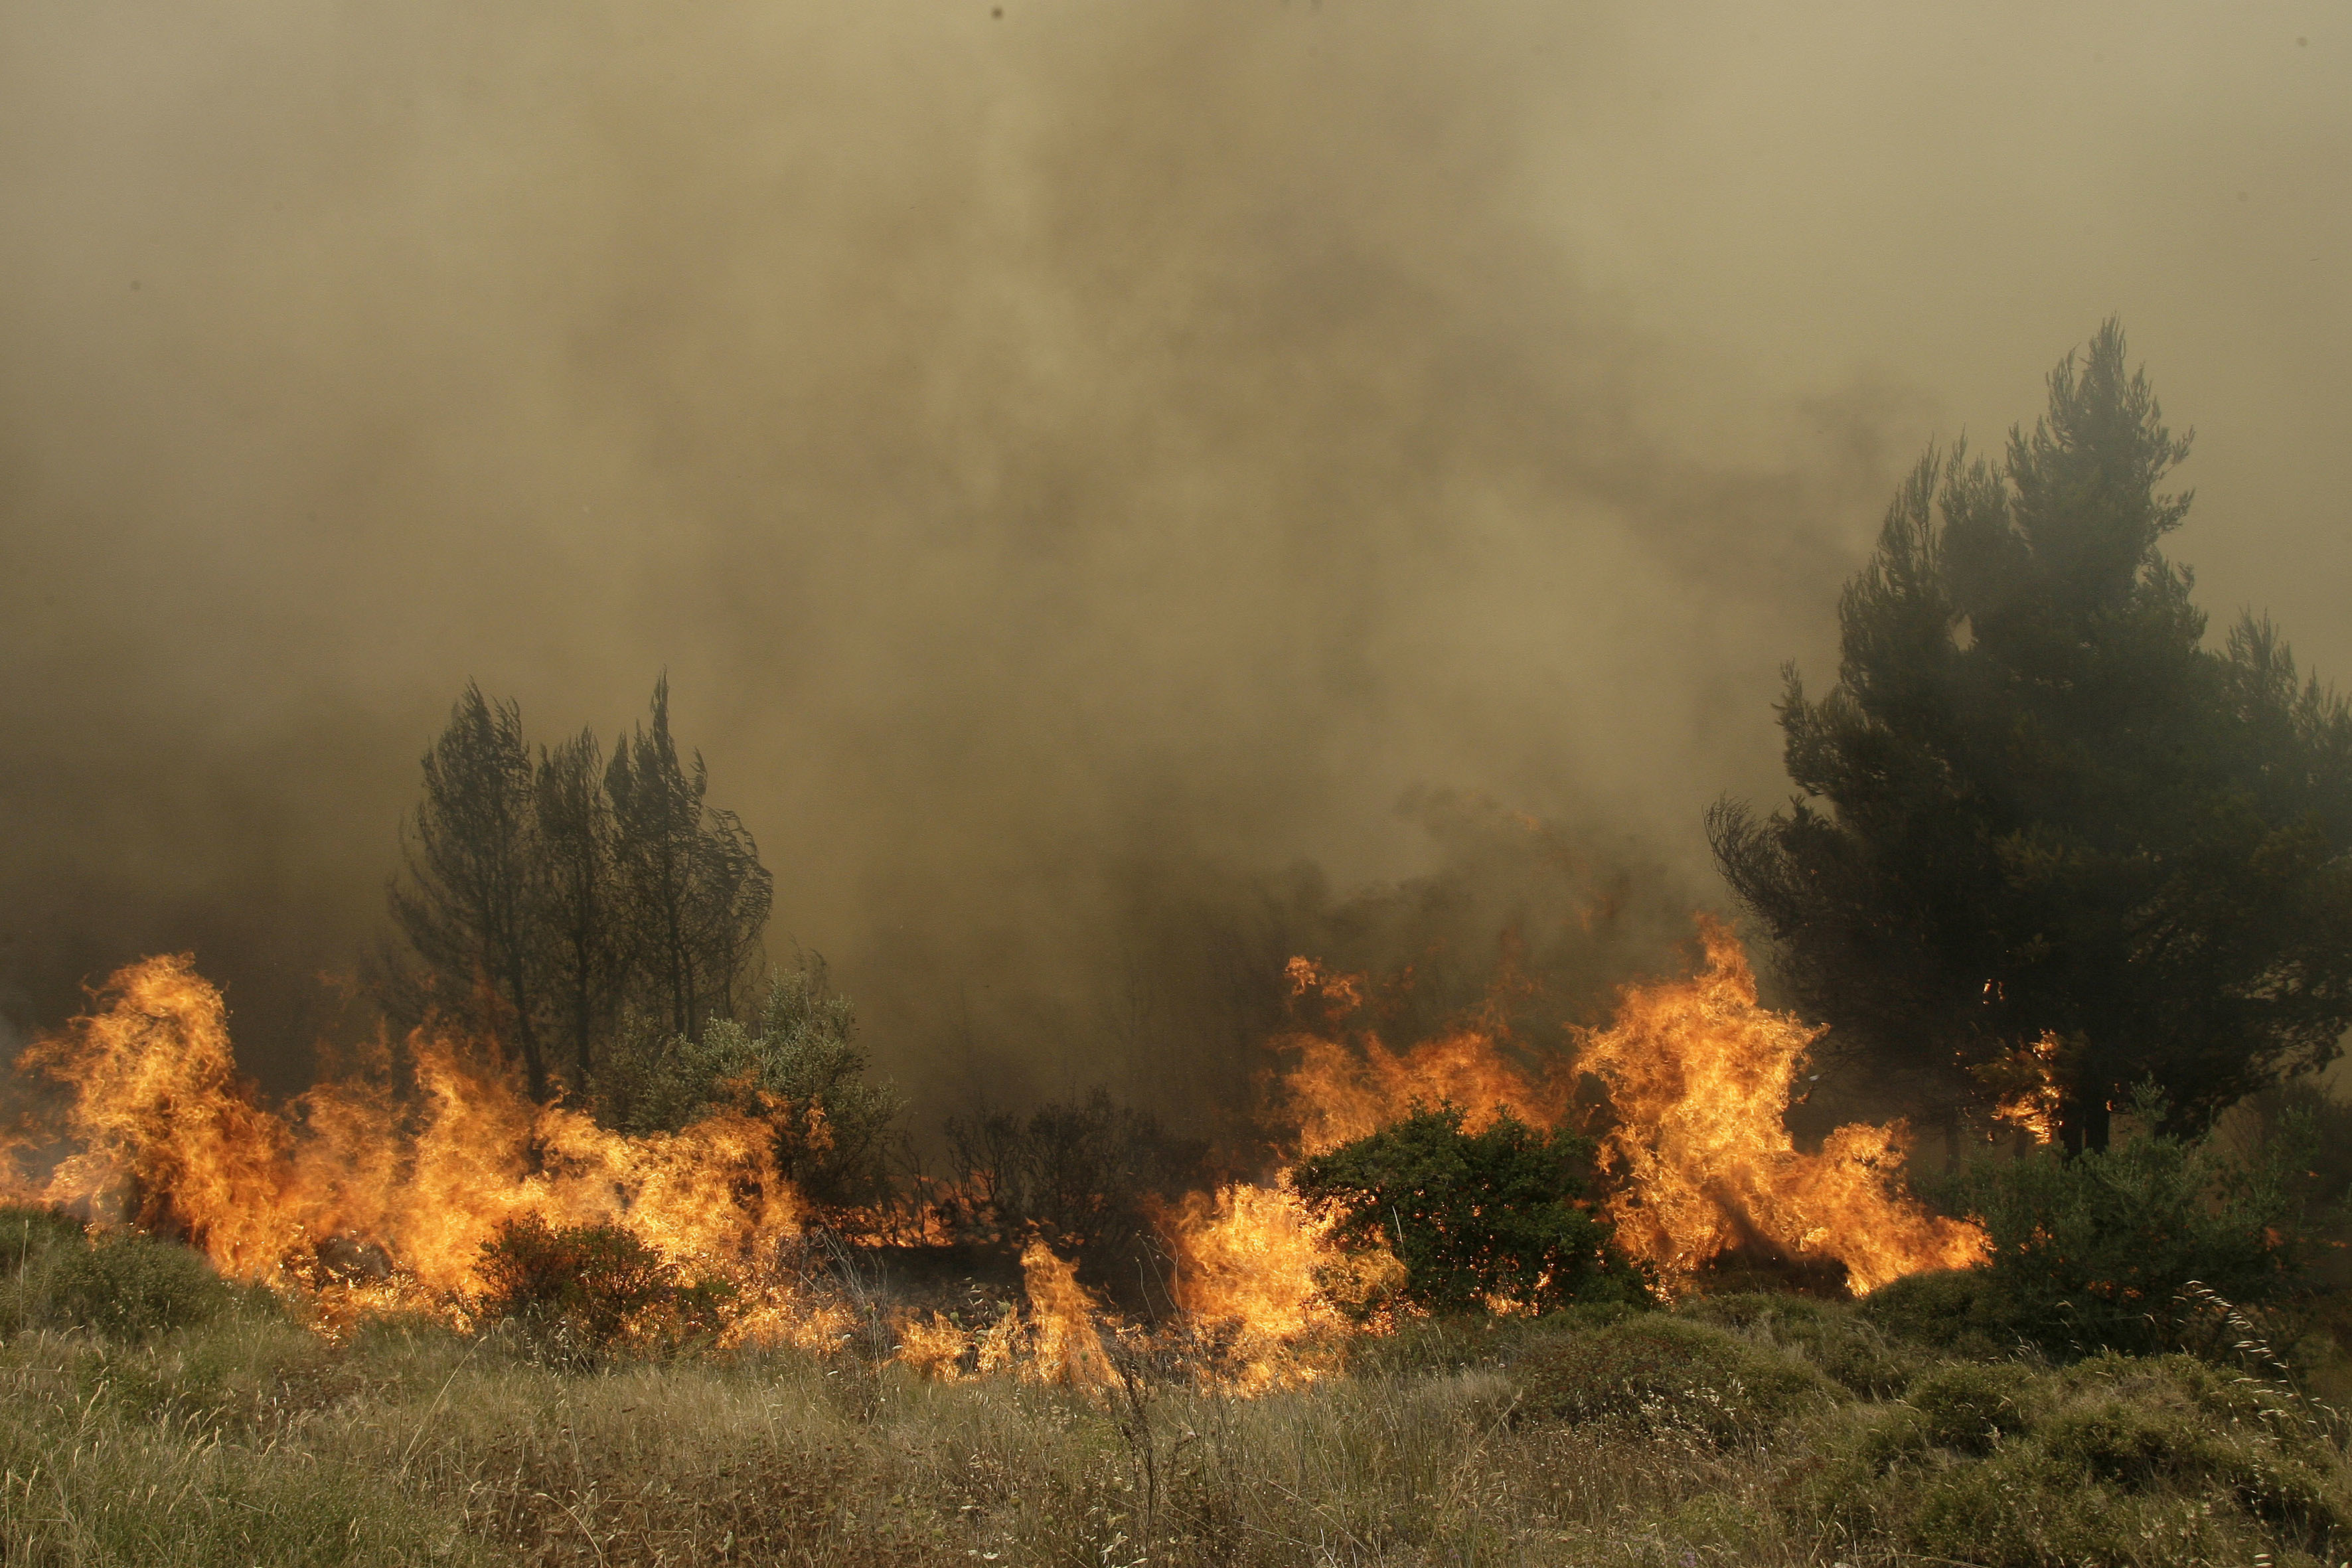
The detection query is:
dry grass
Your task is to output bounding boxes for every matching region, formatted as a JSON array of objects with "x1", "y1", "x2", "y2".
[{"x1": 7, "y1": 1286, "x2": 2352, "y2": 1567}]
